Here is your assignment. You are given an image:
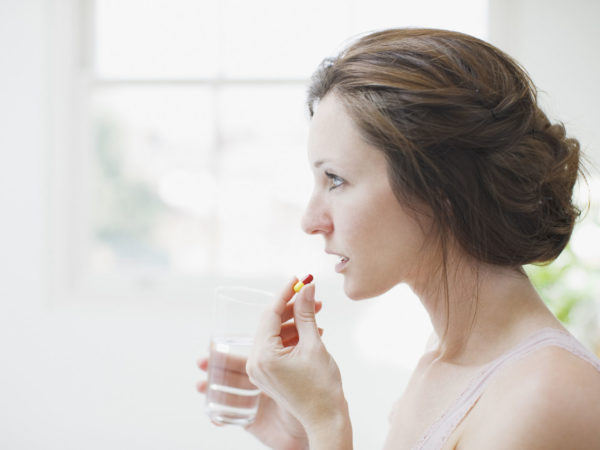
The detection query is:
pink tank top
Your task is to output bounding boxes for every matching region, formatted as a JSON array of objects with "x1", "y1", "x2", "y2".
[{"x1": 412, "y1": 327, "x2": 600, "y2": 450}]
